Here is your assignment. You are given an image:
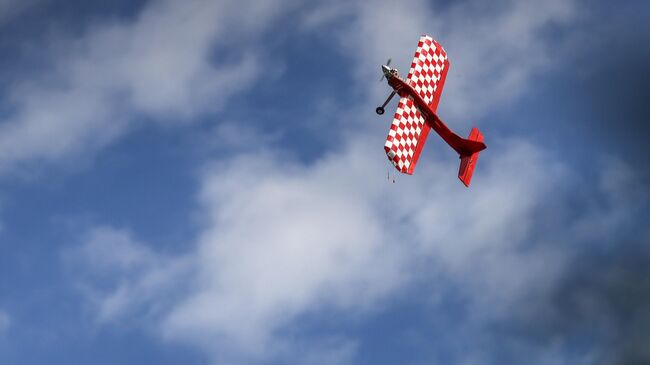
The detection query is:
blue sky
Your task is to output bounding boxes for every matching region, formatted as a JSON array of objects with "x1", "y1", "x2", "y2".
[{"x1": 0, "y1": 0, "x2": 649, "y2": 364}]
